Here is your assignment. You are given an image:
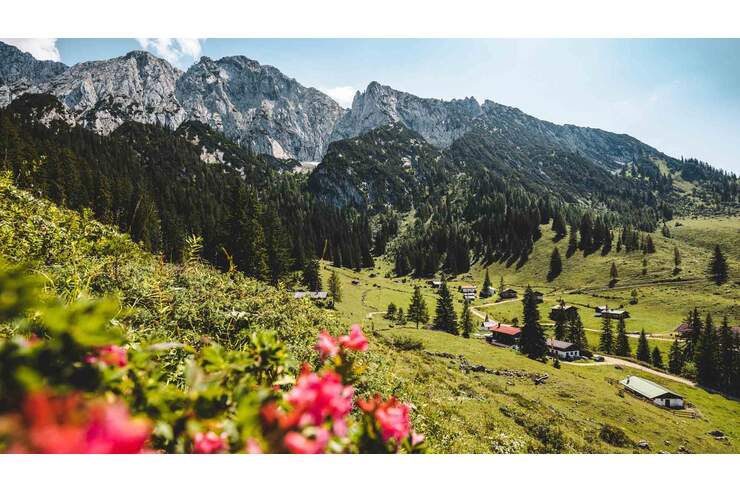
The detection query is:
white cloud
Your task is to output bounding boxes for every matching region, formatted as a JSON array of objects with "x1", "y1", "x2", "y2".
[
  {"x1": 136, "y1": 38, "x2": 204, "y2": 68},
  {"x1": 322, "y1": 86, "x2": 357, "y2": 108},
  {"x1": 0, "y1": 38, "x2": 61, "y2": 62}
]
